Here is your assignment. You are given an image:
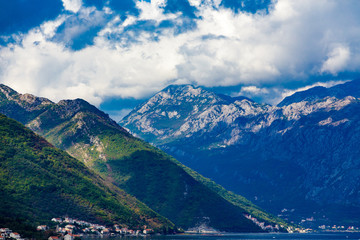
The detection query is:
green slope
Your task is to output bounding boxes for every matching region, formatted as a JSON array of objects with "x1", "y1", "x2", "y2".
[
  {"x1": 177, "y1": 163, "x2": 291, "y2": 228},
  {"x1": 0, "y1": 84, "x2": 288, "y2": 232},
  {"x1": 0, "y1": 114, "x2": 174, "y2": 236},
  {"x1": 25, "y1": 100, "x2": 261, "y2": 232}
]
